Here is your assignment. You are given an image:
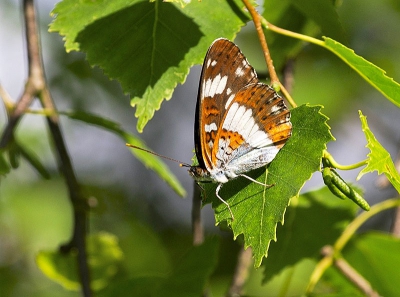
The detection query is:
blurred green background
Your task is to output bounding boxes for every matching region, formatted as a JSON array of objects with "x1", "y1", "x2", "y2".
[{"x1": 0, "y1": 0, "x2": 399, "y2": 295}]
